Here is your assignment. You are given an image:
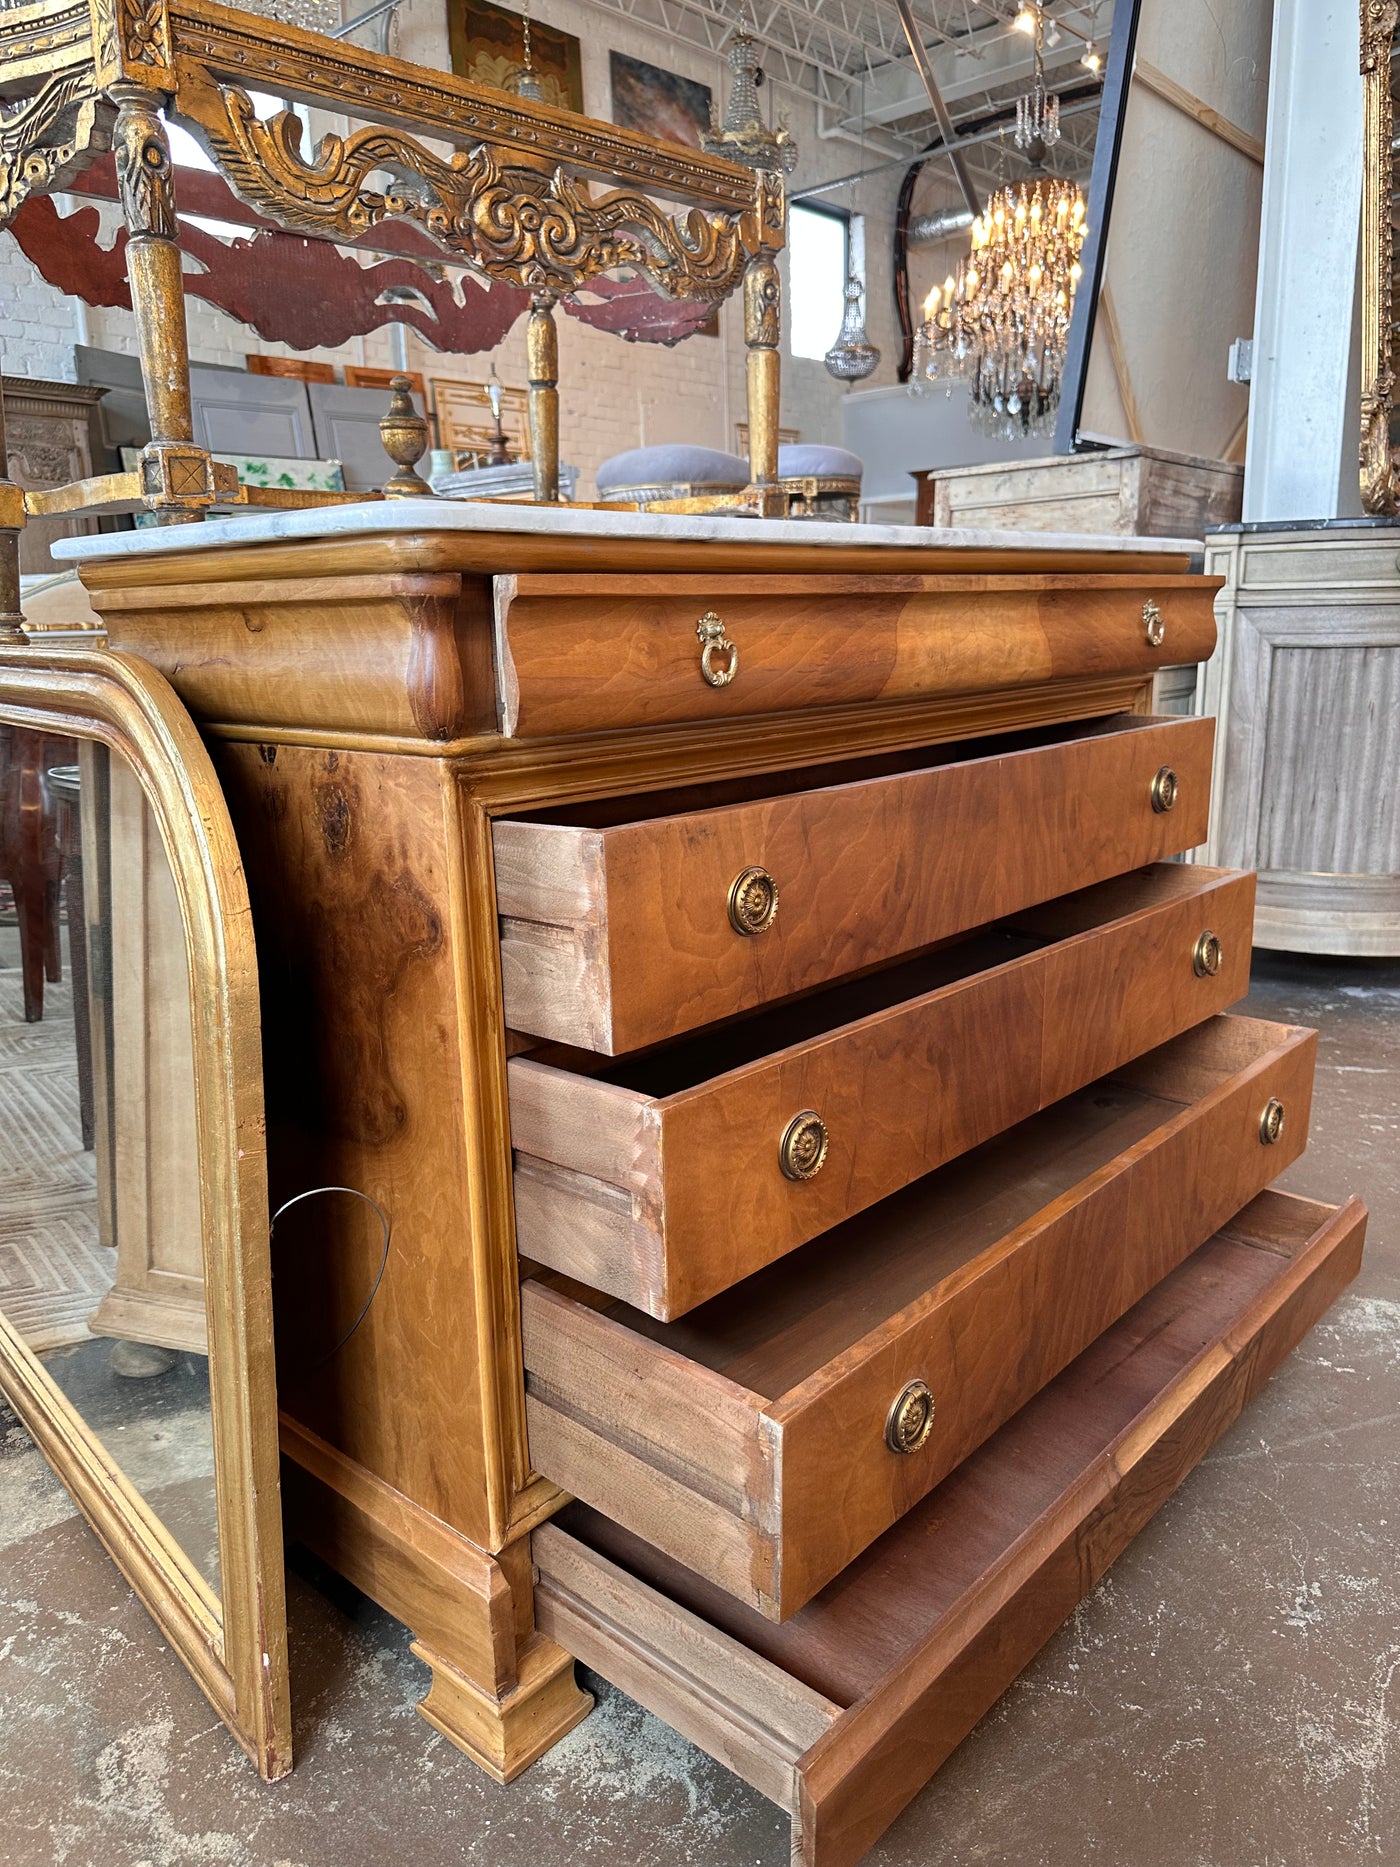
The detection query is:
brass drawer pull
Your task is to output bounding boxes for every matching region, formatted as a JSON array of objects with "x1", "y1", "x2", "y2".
[
  {"x1": 728, "y1": 865, "x2": 778, "y2": 935},
  {"x1": 697, "y1": 611, "x2": 738, "y2": 687},
  {"x1": 1143, "y1": 598, "x2": 1165, "y2": 646},
  {"x1": 1260, "y1": 1097, "x2": 1286, "y2": 1145},
  {"x1": 885, "y1": 1380, "x2": 936, "y2": 1454},
  {"x1": 1150, "y1": 765, "x2": 1178, "y2": 813},
  {"x1": 779, "y1": 1110, "x2": 829, "y2": 1181},
  {"x1": 1193, "y1": 929, "x2": 1223, "y2": 977}
]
